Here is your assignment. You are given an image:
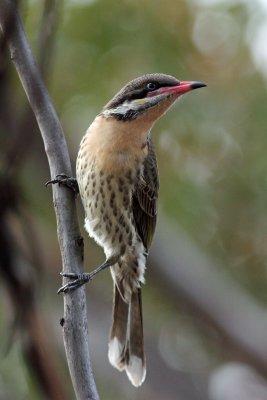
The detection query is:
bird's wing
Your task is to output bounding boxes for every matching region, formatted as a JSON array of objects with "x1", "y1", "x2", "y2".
[{"x1": 132, "y1": 137, "x2": 159, "y2": 250}]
